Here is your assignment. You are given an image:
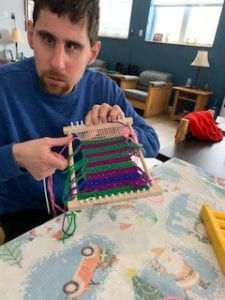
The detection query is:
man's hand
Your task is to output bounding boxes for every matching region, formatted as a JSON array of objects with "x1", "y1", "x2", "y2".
[
  {"x1": 85, "y1": 103, "x2": 125, "y2": 125},
  {"x1": 13, "y1": 136, "x2": 71, "y2": 180}
]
